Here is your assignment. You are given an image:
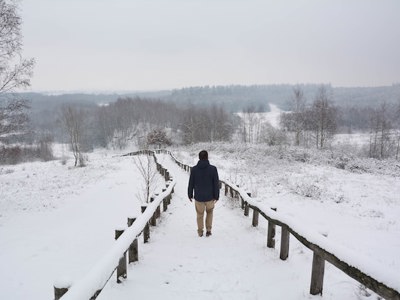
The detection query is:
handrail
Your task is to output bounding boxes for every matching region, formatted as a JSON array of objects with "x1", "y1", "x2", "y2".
[
  {"x1": 55, "y1": 149, "x2": 400, "y2": 299},
  {"x1": 164, "y1": 150, "x2": 400, "y2": 300},
  {"x1": 55, "y1": 150, "x2": 176, "y2": 300}
]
